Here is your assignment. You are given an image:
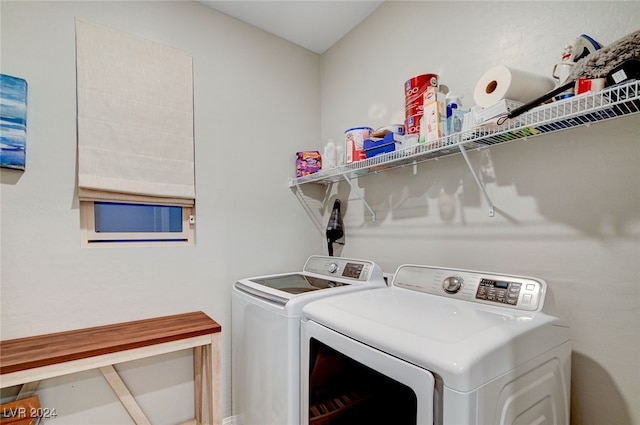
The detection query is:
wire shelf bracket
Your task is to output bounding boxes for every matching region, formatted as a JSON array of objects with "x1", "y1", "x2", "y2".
[
  {"x1": 458, "y1": 144, "x2": 495, "y2": 217},
  {"x1": 343, "y1": 174, "x2": 376, "y2": 222}
]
